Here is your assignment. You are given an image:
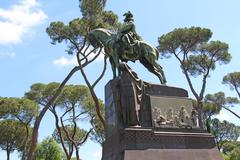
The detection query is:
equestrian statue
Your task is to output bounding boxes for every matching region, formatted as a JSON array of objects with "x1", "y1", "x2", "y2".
[{"x1": 87, "y1": 11, "x2": 167, "y2": 84}]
